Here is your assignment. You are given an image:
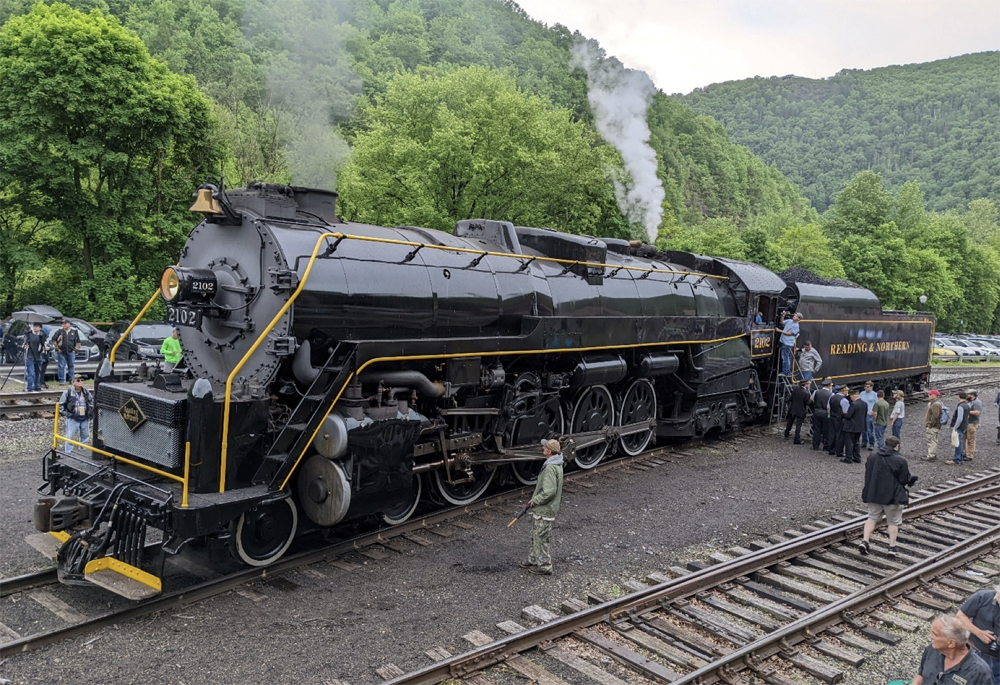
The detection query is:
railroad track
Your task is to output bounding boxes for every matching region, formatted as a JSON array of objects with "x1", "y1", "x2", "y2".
[
  {"x1": 1, "y1": 432, "x2": 752, "y2": 657},
  {"x1": 382, "y1": 469, "x2": 1000, "y2": 685}
]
